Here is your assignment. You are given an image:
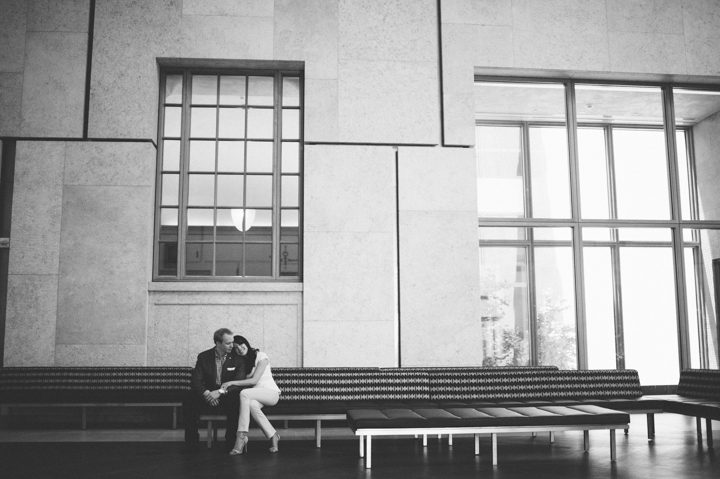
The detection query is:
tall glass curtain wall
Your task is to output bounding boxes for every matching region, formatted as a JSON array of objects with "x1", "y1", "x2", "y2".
[
  {"x1": 475, "y1": 80, "x2": 720, "y2": 385},
  {"x1": 155, "y1": 70, "x2": 302, "y2": 280}
]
